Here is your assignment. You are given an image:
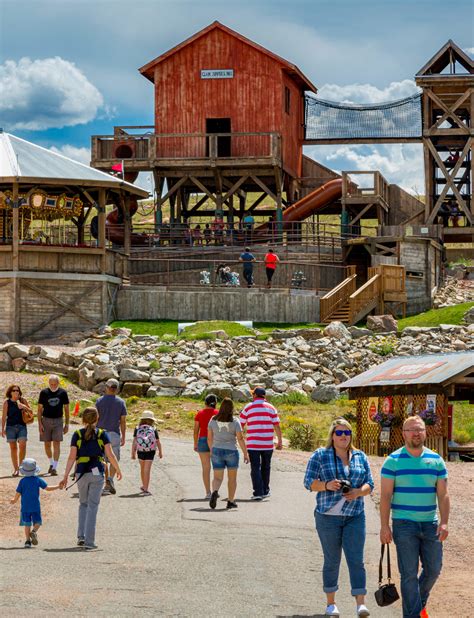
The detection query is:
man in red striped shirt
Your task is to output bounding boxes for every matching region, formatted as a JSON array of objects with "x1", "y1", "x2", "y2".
[{"x1": 240, "y1": 387, "x2": 282, "y2": 500}]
